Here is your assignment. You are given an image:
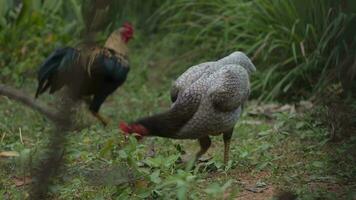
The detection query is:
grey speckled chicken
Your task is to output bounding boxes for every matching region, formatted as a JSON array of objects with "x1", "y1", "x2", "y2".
[{"x1": 120, "y1": 51, "x2": 256, "y2": 164}]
